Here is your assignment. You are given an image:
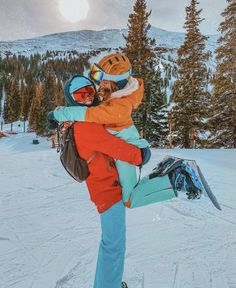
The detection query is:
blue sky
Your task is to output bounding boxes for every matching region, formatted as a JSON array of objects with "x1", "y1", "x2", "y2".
[{"x1": 0, "y1": 0, "x2": 226, "y2": 41}]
